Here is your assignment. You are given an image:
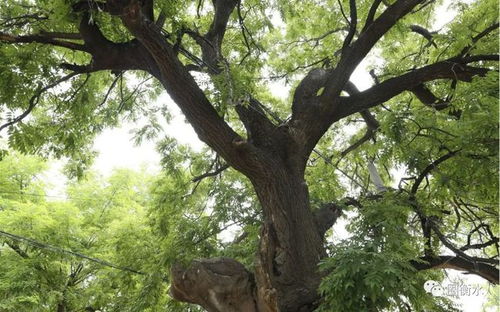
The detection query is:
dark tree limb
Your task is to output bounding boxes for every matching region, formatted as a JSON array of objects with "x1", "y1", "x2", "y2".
[
  {"x1": 336, "y1": 56, "x2": 495, "y2": 119},
  {"x1": 0, "y1": 32, "x2": 88, "y2": 52},
  {"x1": 460, "y1": 238, "x2": 499, "y2": 251},
  {"x1": 170, "y1": 258, "x2": 258, "y2": 312},
  {"x1": 314, "y1": 202, "x2": 343, "y2": 237},
  {"x1": 189, "y1": 0, "x2": 239, "y2": 73},
  {"x1": 410, "y1": 150, "x2": 459, "y2": 195},
  {"x1": 460, "y1": 22, "x2": 499, "y2": 56},
  {"x1": 290, "y1": 0, "x2": 428, "y2": 159},
  {"x1": 192, "y1": 163, "x2": 230, "y2": 182},
  {"x1": 342, "y1": 0, "x2": 357, "y2": 51},
  {"x1": 460, "y1": 223, "x2": 499, "y2": 251},
  {"x1": 410, "y1": 24, "x2": 437, "y2": 48},
  {"x1": 412, "y1": 255, "x2": 499, "y2": 284},
  {"x1": 234, "y1": 97, "x2": 288, "y2": 155},
  {"x1": 410, "y1": 84, "x2": 449, "y2": 110},
  {"x1": 363, "y1": 0, "x2": 383, "y2": 31},
  {"x1": 323, "y1": 0, "x2": 427, "y2": 100},
  {"x1": 112, "y1": 0, "x2": 265, "y2": 178},
  {"x1": 38, "y1": 31, "x2": 83, "y2": 39},
  {"x1": 409, "y1": 199, "x2": 499, "y2": 284}
]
